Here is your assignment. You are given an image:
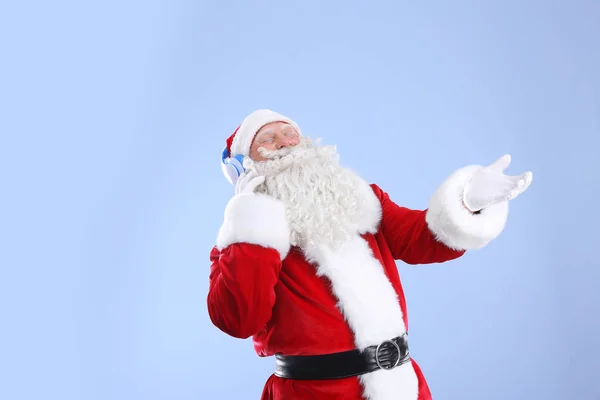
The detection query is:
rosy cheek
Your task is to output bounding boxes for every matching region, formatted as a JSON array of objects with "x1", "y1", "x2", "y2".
[
  {"x1": 250, "y1": 146, "x2": 261, "y2": 160},
  {"x1": 251, "y1": 144, "x2": 269, "y2": 160}
]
